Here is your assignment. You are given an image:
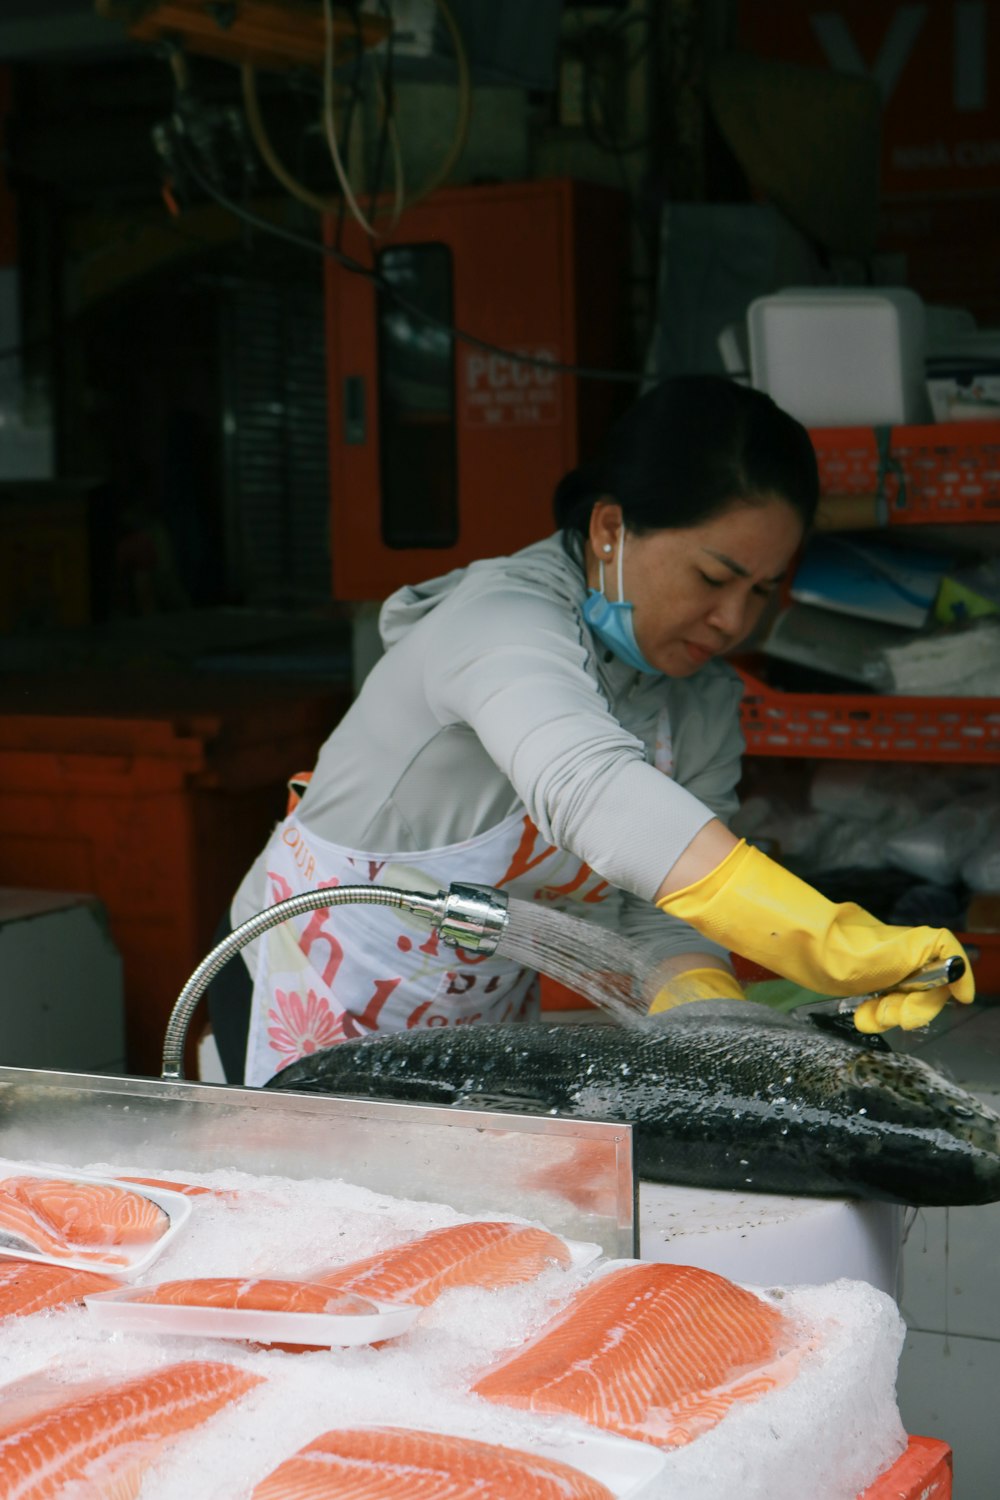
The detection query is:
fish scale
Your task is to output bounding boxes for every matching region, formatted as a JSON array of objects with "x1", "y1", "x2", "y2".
[{"x1": 268, "y1": 1003, "x2": 1000, "y2": 1206}]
